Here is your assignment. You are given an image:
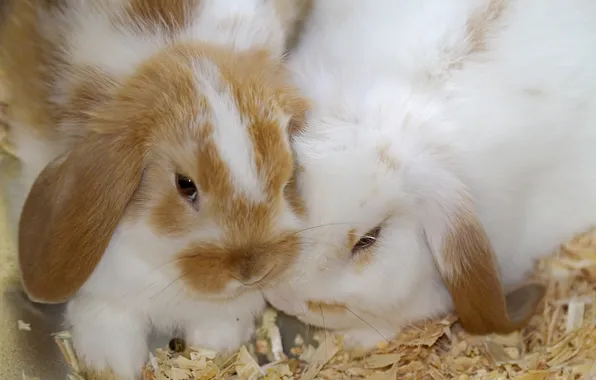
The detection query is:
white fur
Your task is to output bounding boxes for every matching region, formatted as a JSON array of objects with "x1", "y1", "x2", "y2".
[
  {"x1": 5, "y1": 1, "x2": 300, "y2": 378},
  {"x1": 264, "y1": 0, "x2": 596, "y2": 348},
  {"x1": 192, "y1": 58, "x2": 266, "y2": 203},
  {"x1": 185, "y1": 0, "x2": 288, "y2": 57}
]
